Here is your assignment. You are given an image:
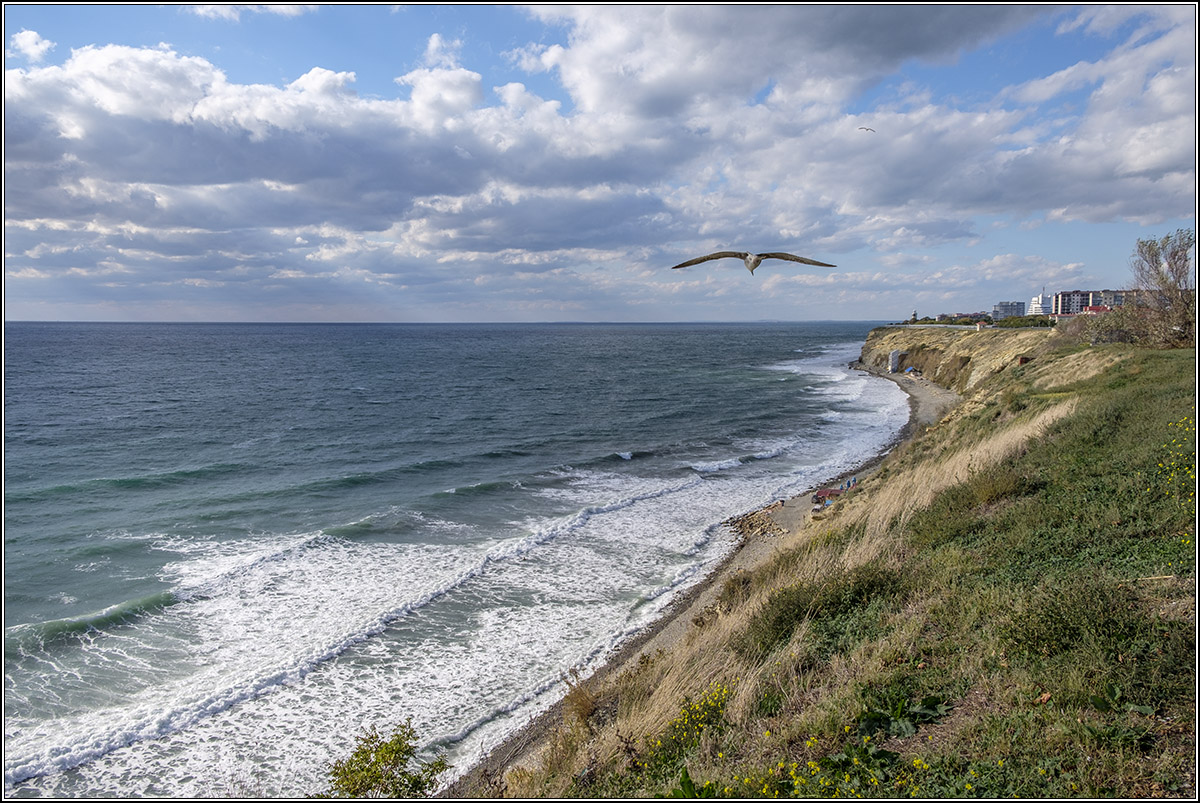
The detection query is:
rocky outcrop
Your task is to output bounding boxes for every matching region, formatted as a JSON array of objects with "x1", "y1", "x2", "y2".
[
  {"x1": 859, "y1": 326, "x2": 1054, "y2": 394},
  {"x1": 723, "y1": 502, "x2": 786, "y2": 539}
]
